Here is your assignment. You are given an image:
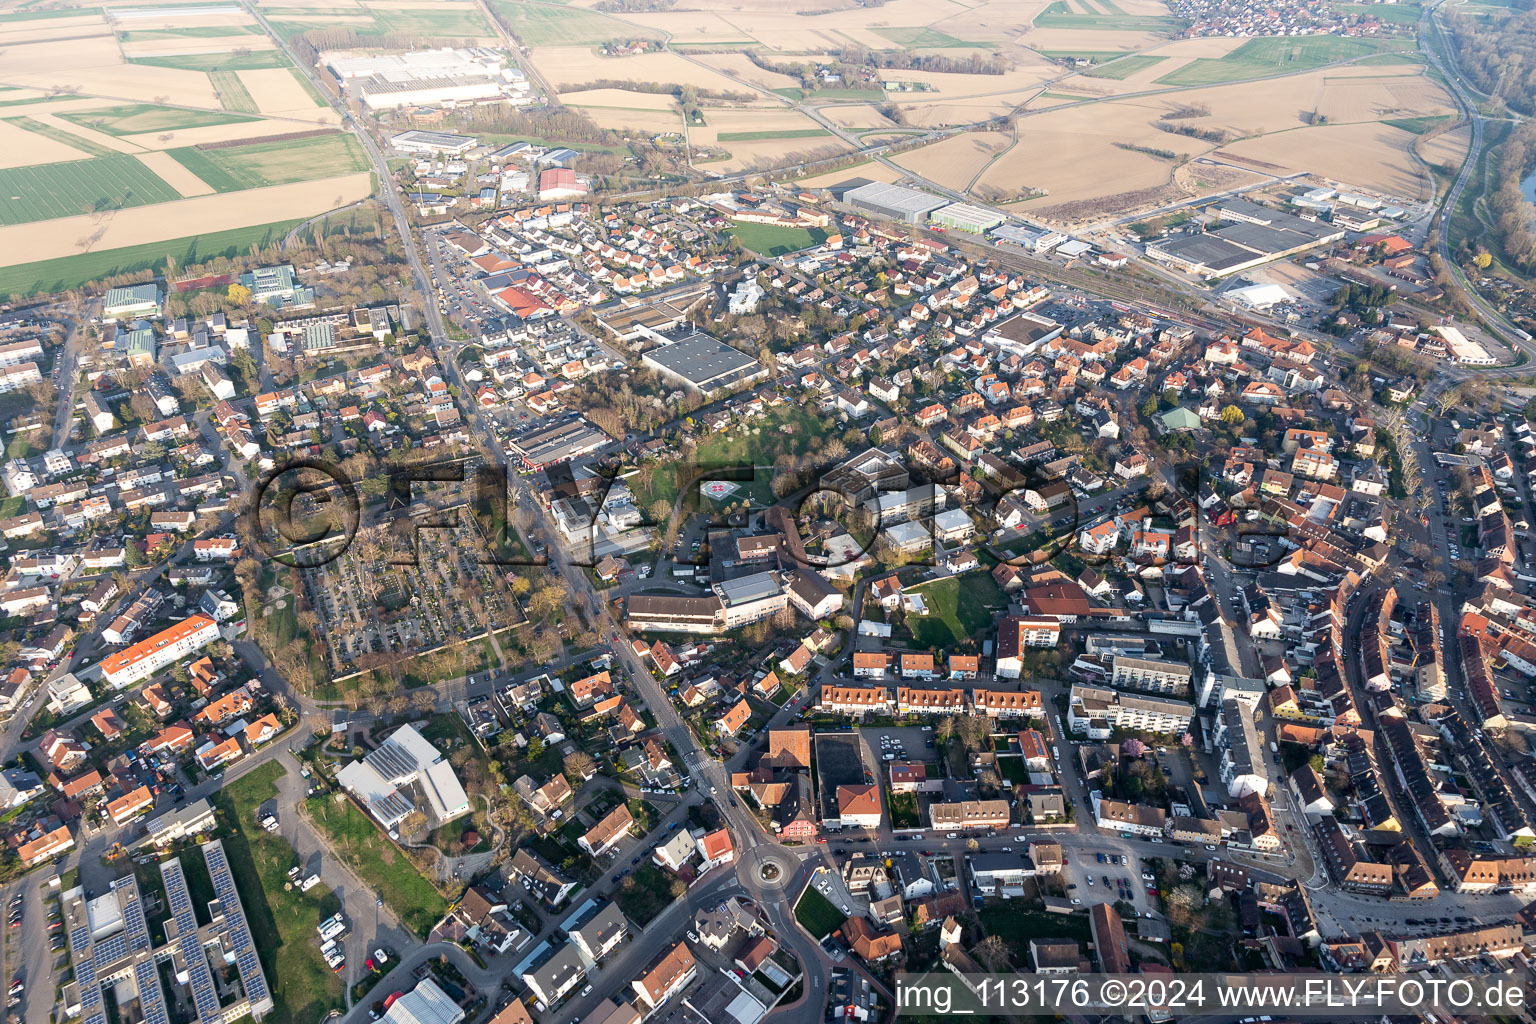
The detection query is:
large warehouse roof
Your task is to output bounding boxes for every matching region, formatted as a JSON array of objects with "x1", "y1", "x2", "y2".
[
  {"x1": 642, "y1": 331, "x2": 763, "y2": 393},
  {"x1": 844, "y1": 182, "x2": 948, "y2": 217}
]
